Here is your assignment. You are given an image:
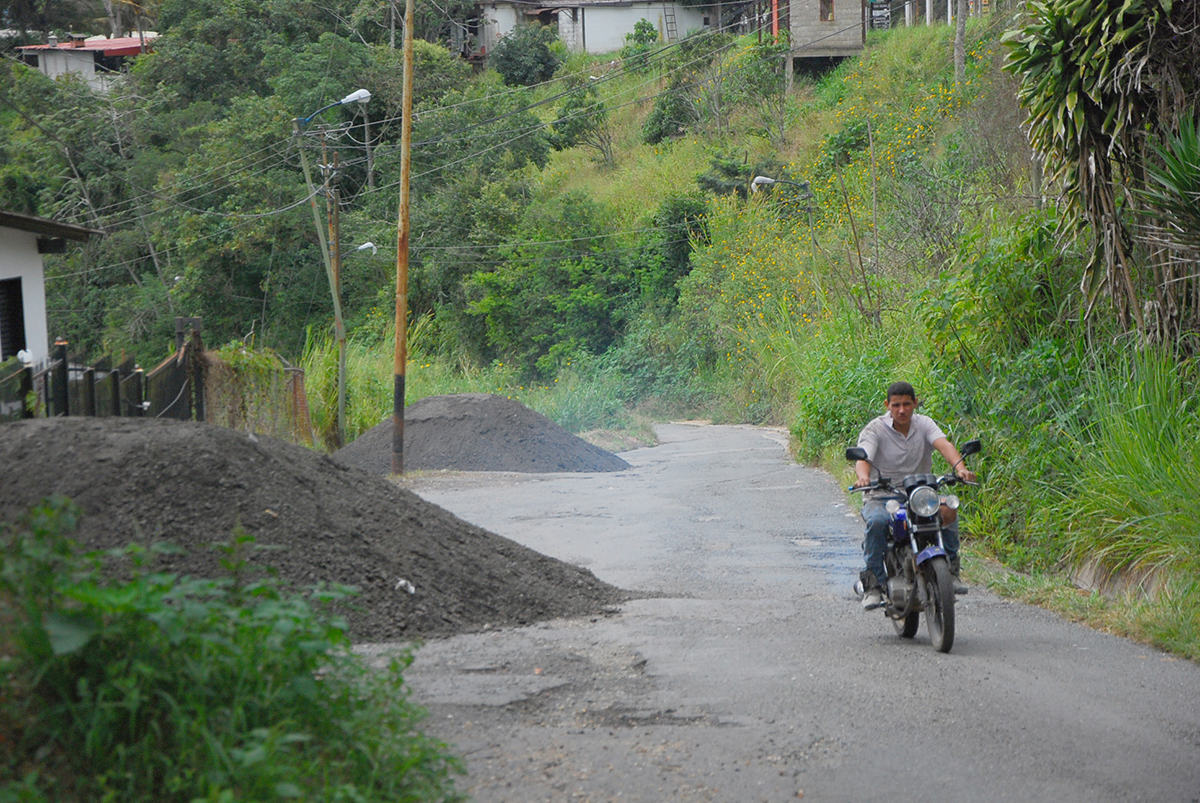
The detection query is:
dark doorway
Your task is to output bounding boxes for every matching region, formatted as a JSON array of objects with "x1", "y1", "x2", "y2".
[{"x1": 0, "y1": 278, "x2": 27, "y2": 360}]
